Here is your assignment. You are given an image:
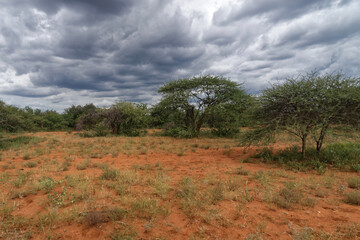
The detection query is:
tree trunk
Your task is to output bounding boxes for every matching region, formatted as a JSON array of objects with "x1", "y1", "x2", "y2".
[
  {"x1": 316, "y1": 125, "x2": 328, "y2": 154},
  {"x1": 301, "y1": 134, "x2": 308, "y2": 159}
]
